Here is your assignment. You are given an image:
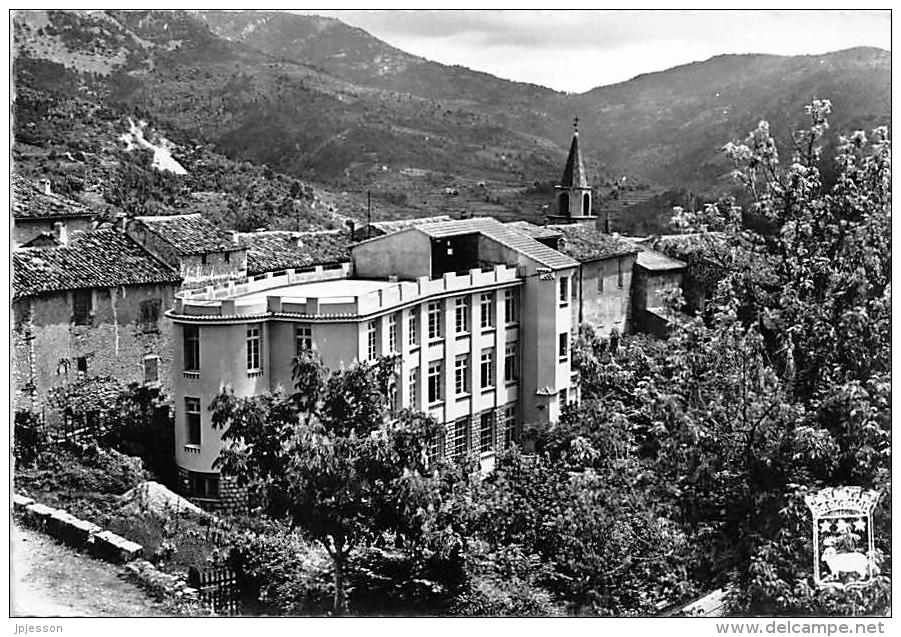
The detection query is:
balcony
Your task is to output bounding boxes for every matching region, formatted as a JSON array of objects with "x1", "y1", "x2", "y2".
[{"x1": 168, "y1": 264, "x2": 521, "y2": 320}]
